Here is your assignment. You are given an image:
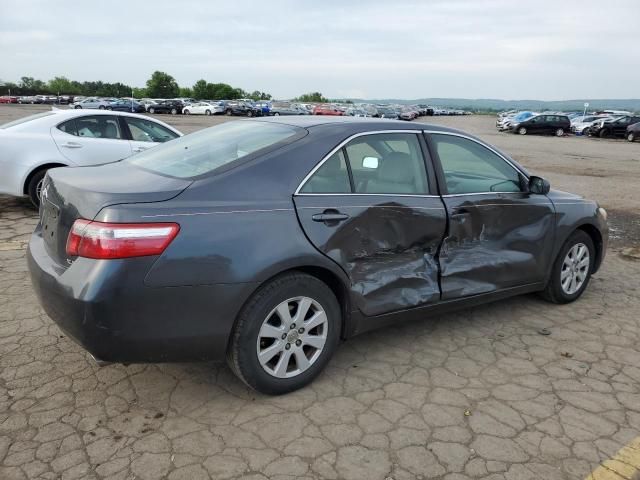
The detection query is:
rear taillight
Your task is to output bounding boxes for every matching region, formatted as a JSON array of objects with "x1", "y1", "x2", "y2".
[{"x1": 66, "y1": 220, "x2": 179, "y2": 259}]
